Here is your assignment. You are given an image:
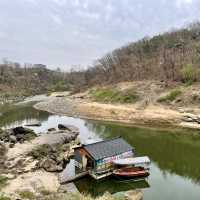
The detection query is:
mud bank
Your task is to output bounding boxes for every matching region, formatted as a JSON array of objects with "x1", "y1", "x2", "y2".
[{"x1": 34, "y1": 96, "x2": 200, "y2": 130}]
